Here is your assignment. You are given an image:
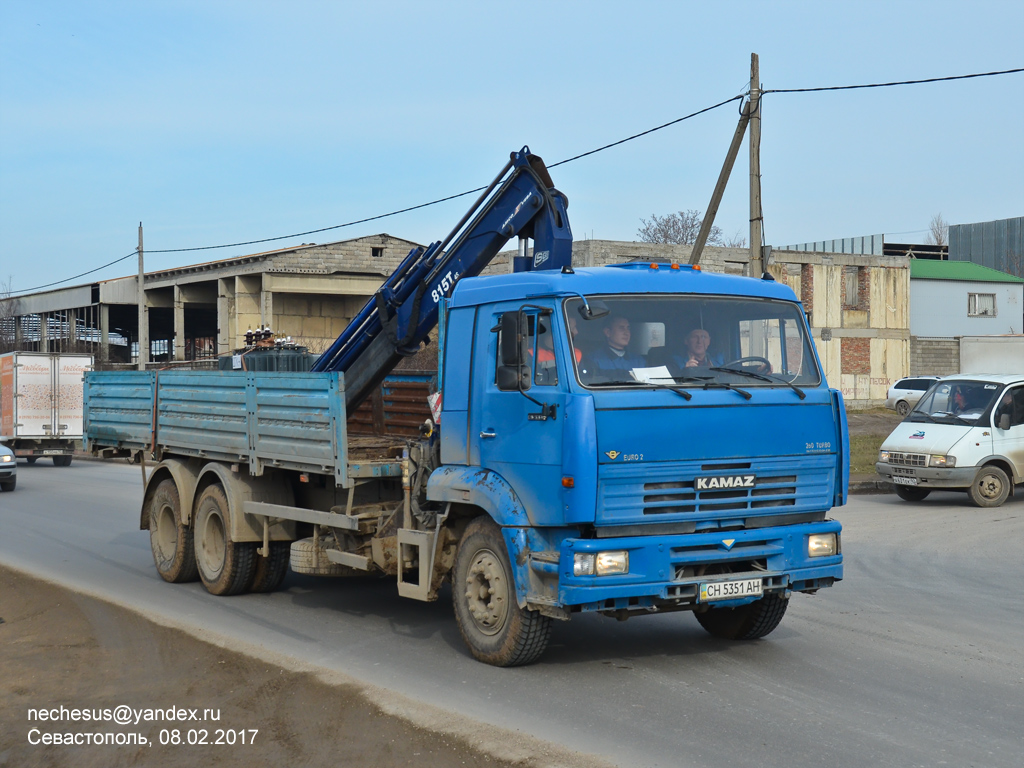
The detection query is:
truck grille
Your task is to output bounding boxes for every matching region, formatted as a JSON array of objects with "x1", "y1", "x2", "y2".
[
  {"x1": 597, "y1": 455, "x2": 835, "y2": 528},
  {"x1": 887, "y1": 452, "x2": 927, "y2": 467}
]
